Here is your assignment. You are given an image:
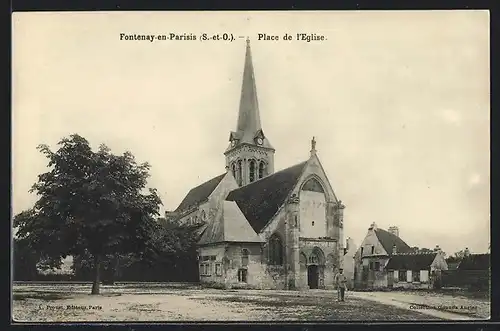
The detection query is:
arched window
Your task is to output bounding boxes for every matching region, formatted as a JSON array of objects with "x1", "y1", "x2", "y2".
[
  {"x1": 308, "y1": 248, "x2": 325, "y2": 265},
  {"x1": 249, "y1": 160, "x2": 256, "y2": 183},
  {"x1": 259, "y1": 161, "x2": 265, "y2": 179},
  {"x1": 269, "y1": 234, "x2": 283, "y2": 265},
  {"x1": 241, "y1": 249, "x2": 249, "y2": 267},
  {"x1": 237, "y1": 160, "x2": 243, "y2": 186},
  {"x1": 302, "y1": 177, "x2": 325, "y2": 193},
  {"x1": 231, "y1": 163, "x2": 236, "y2": 179},
  {"x1": 308, "y1": 253, "x2": 319, "y2": 264}
]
